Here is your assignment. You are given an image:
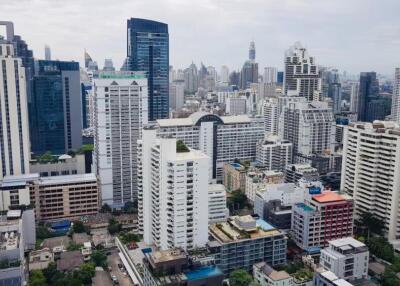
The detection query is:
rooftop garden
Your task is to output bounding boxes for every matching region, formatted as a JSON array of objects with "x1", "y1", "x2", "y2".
[{"x1": 176, "y1": 140, "x2": 190, "y2": 153}]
